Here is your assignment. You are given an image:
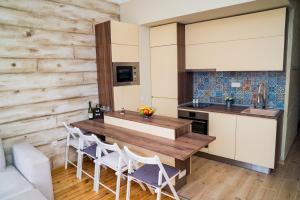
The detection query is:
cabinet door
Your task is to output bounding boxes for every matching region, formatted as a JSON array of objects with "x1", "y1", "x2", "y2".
[
  {"x1": 186, "y1": 36, "x2": 284, "y2": 71},
  {"x1": 123, "y1": 85, "x2": 140, "y2": 111},
  {"x1": 114, "y1": 85, "x2": 140, "y2": 111},
  {"x1": 208, "y1": 113, "x2": 236, "y2": 159},
  {"x1": 236, "y1": 116, "x2": 277, "y2": 168},
  {"x1": 152, "y1": 98, "x2": 178, "y2": 118},
  {"x1": 150, "y1": 23, "x2": 177, "y2": 47},
  {"x1": 111, "y1": 21, "x2": 139, "y2": 45},
  {"x1": 151, "y1": 45, "x2": 177, "y2": 99},
  {"x1": 185, "y1": 8, "x2": 286, "y2": 45},
  {"x1": 113, "y1": 86, "x2": 124, "y2": 111},
  {"x1": 112, "y1": 44, "x2": 139, "y2": 62}
]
